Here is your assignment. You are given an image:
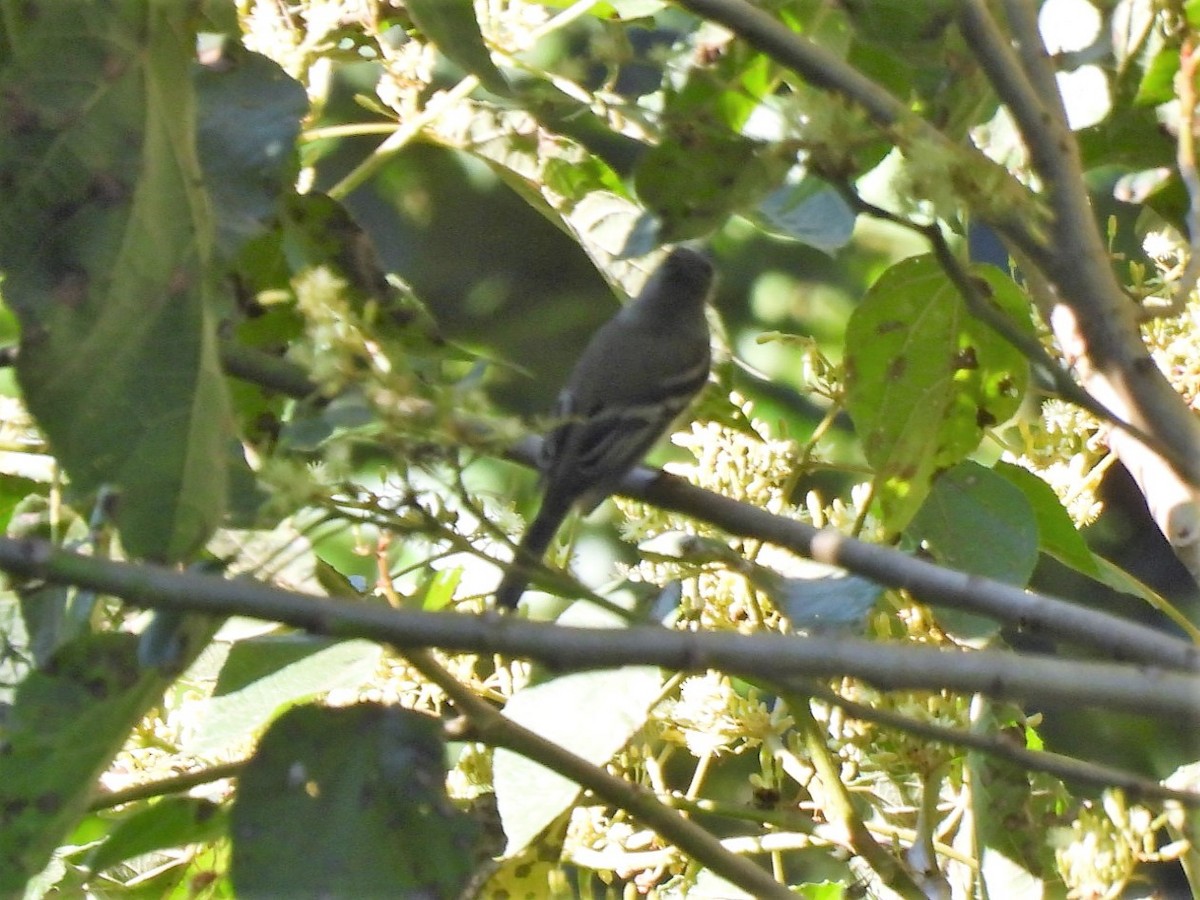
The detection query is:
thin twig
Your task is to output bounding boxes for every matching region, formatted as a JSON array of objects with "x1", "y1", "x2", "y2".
[
  {"x1": 784, "y1": 692, "x2": 924, "y2": 897},
  {"x1": 797, "y1": 681, "x2": 1200, "y2": 808},
  {"x1": 88, "y1": 762, "x2": 247, "y2": 812}
]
